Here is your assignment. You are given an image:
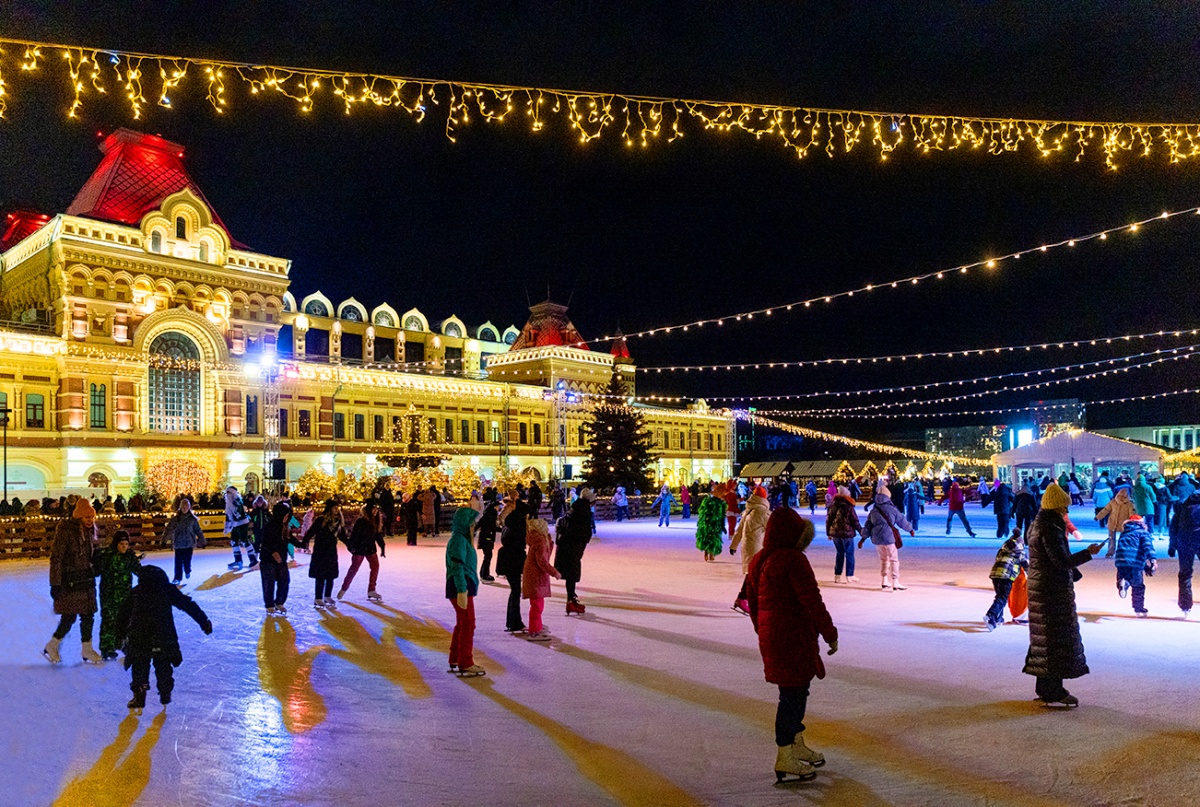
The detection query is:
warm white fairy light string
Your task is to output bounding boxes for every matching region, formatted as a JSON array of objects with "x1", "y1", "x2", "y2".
[
  {"x1": 637, "y1": 327, "x2": 1200, "y2": 373},
  {"x1": 705, "y1": 344, "x2": 1198, "y2": 401},
  {"x1": 746, "y1": 346, "x2": 1199, "y2": 413},
  {"x1": 755, "y1": 387, "x2": 1200, "y2": 420}
]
